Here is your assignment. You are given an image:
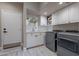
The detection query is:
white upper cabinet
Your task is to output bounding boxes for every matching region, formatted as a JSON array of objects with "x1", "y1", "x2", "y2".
[
  {"x1": 68, "y1": 3, "x2": 79, "y2": 23},
  {"x1": 52, "y1": 6, "x2": 69, "y2": 25},
  {"x1": 59, "y1": 7, "x2": 69, "y2": 24},
  {"x1": 52, "y1": 3, "x2": 79, "y2": 25},
  {"x1": 41, "y1": 3, "x2": 79, "y2": 26},
  {"x1": 55, "y1": 10, "x2": 61, "y2": 25},
  {"x1": 52, "y1": 14, "x2": 56, "y2": 25},
  {"x1": 52, "y1": 12, "x2": 60, "y2": 25},
  {"x1": 52, "y1": 11, "x2": 62, "y2": 25}
]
